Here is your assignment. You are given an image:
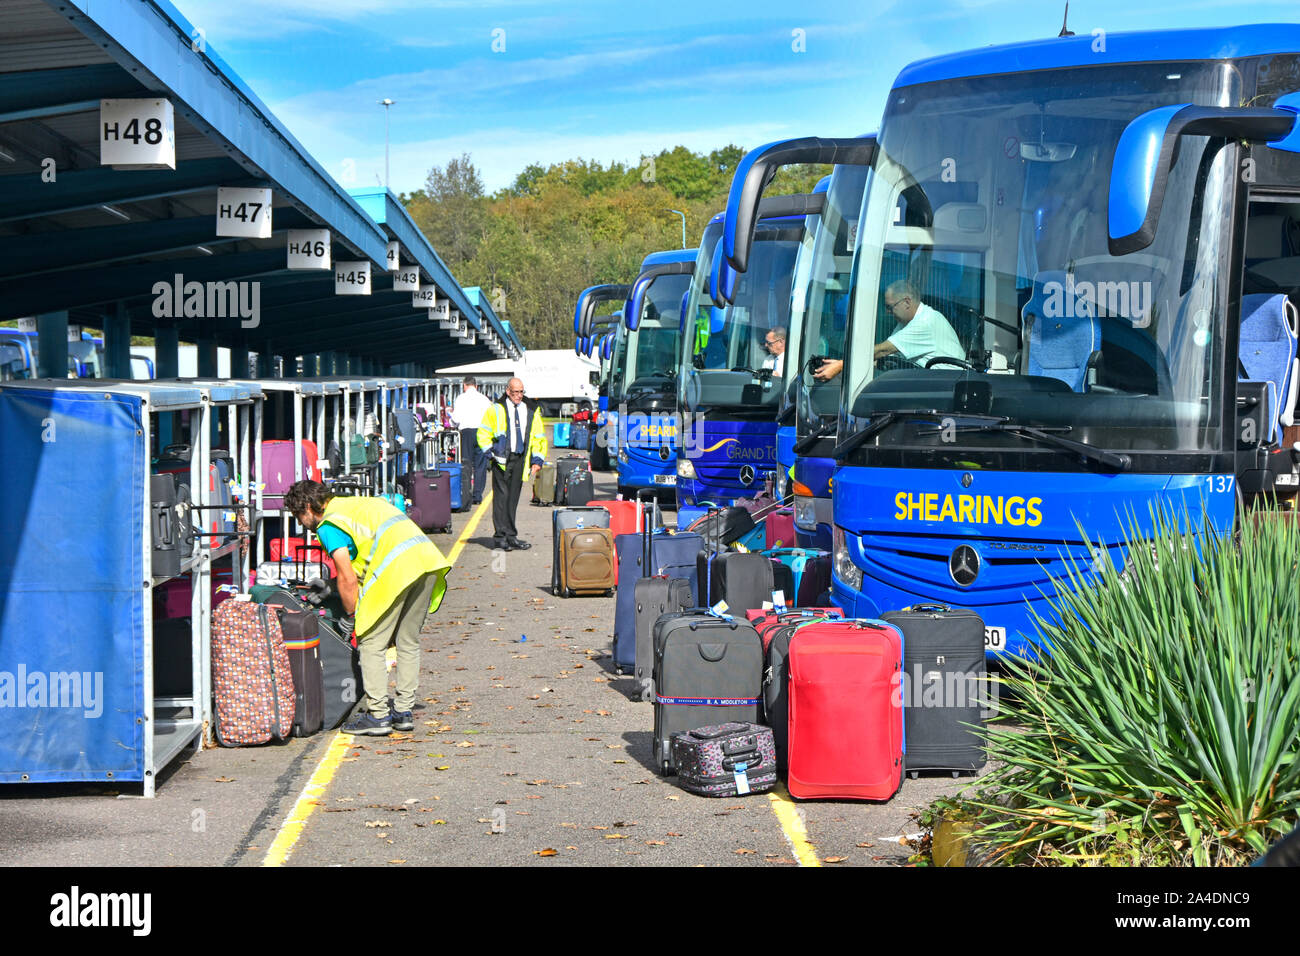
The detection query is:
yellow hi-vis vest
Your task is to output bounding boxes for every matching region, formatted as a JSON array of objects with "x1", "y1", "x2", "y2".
[{"x1": 319, "y1": 496, "x2": 451, "y2": 636}]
